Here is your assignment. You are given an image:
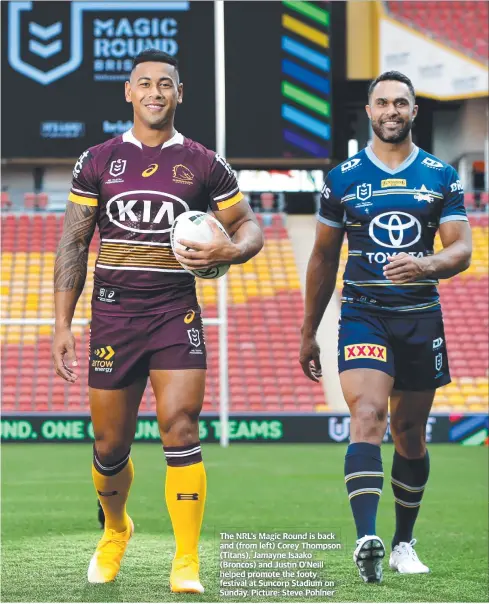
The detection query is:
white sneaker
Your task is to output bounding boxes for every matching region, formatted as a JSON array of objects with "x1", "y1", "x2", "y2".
[
  {"x1": 353, "y1": 535, "x2": 385, "y2": 583},
  {"x1": 389, "y1": 539, "x2": 429, "y2": 574}
]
